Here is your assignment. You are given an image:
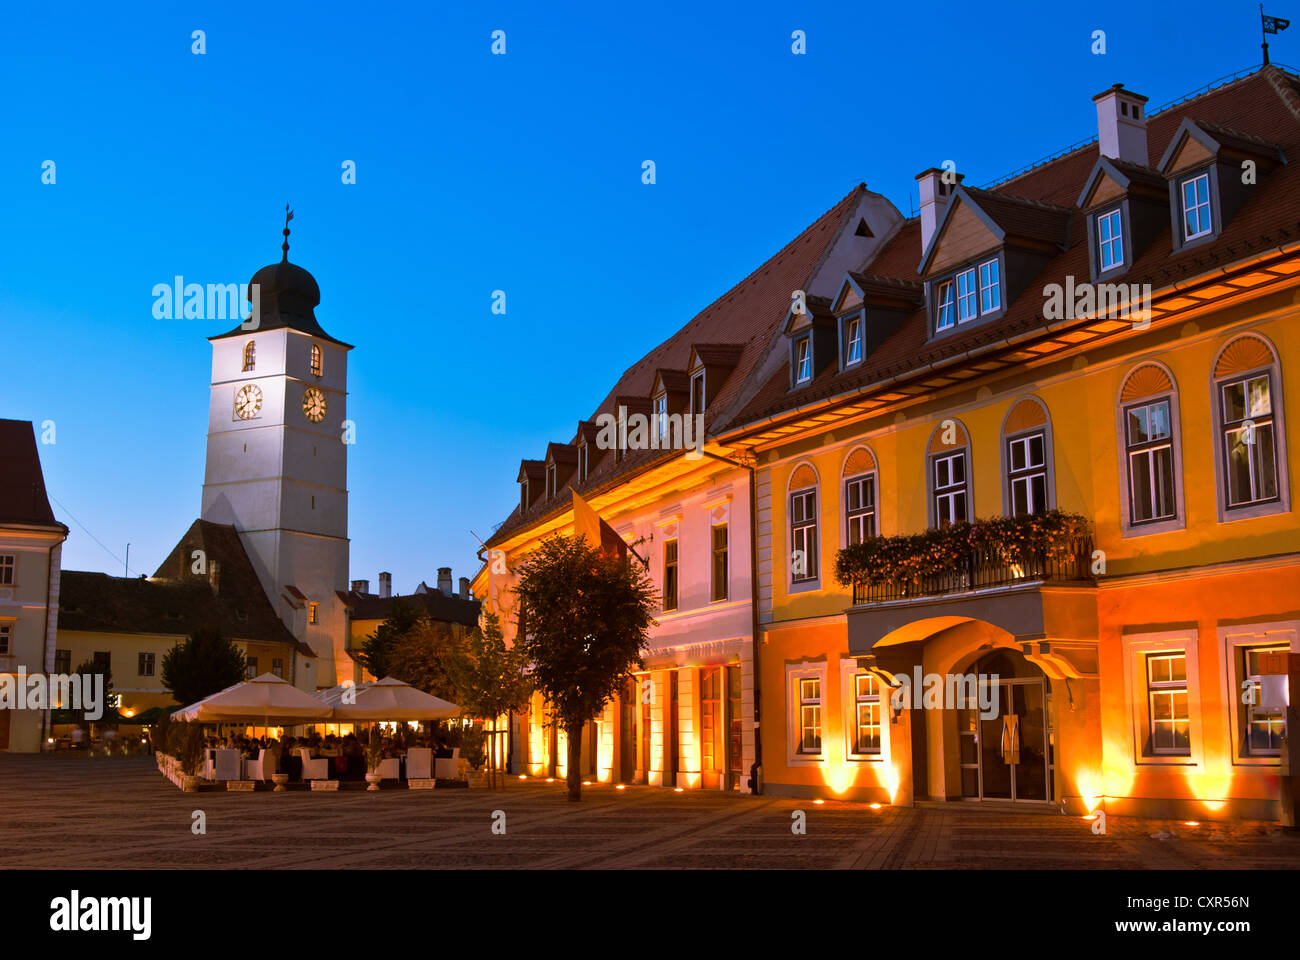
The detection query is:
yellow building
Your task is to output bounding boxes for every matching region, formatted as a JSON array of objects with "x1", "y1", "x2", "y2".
[
  {"x1": 714, "y1": 68, "x2": 1299, "y2": 820},
  {"x1": 0, "y1": 420, "x2": 69, "y2": 751}
]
